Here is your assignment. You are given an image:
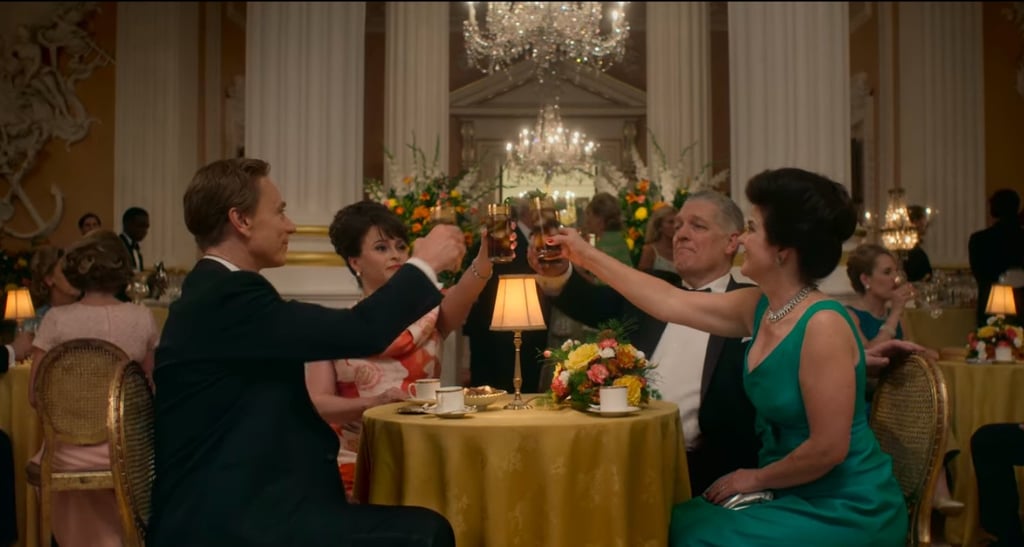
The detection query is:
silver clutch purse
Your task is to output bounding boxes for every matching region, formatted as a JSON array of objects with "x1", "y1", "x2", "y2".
[{"x1": 721, "y1": 491, "x2": 774, "y2": 510}]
